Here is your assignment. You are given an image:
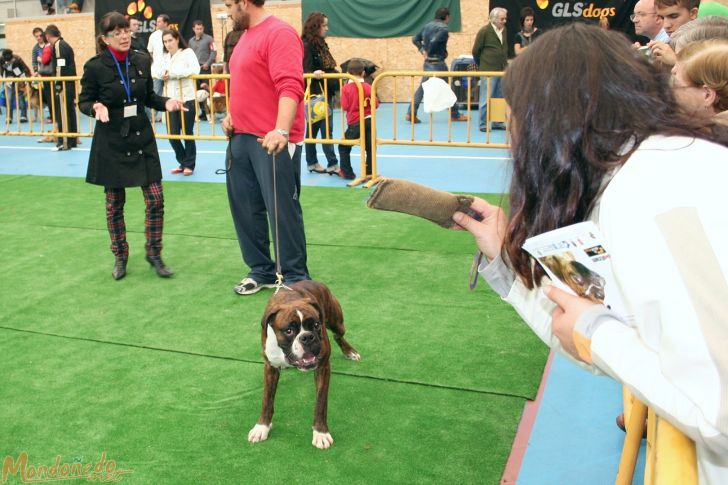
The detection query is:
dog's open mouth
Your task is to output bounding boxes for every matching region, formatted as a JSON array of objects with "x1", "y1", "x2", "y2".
[{"x1": 290, "y1": 353, "x2": 318, "y2": 370}]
